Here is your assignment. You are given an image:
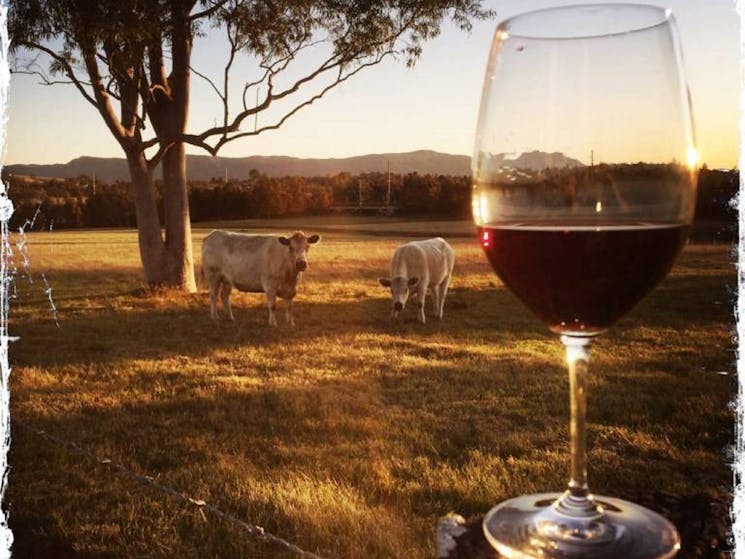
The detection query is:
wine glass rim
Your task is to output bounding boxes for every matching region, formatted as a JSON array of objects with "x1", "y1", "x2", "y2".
[{"x1": 497, "y1": 3, "x2": 673, "y2": 41}]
